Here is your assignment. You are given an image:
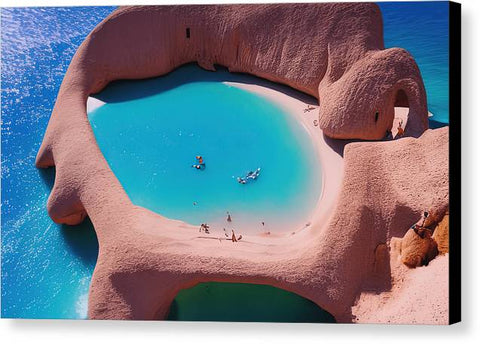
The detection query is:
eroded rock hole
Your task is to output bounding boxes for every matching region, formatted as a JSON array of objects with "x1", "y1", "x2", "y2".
[
  {"x1": 393, "y1": 89, "x2": 409, "y2": 138},
  {"x1": 394, "y1": 89, "x2": 409, "y2": 107}
]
